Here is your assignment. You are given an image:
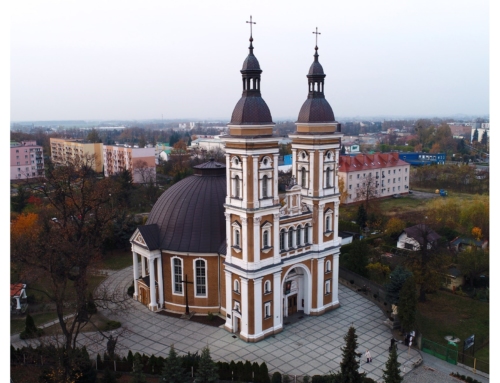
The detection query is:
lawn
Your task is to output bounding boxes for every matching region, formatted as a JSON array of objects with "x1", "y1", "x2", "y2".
[
  {"x1": 100, "y1": 248, "x2": 133, "y2": 270},
  {"x1": 11, "y1": 311, "x2": 59, "y2": 335},
  {"x1": 416, "y1": 289, "x2": 489, "y2": 367}
]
